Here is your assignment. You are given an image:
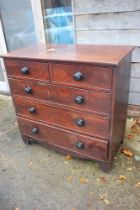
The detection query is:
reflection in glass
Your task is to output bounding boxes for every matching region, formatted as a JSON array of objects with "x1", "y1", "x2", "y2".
[
  {"x1": 0, "y1": 0, "x2": 37, "y2": 51},
  {"x1": 41, "y1": 0, "x2": 74, "y2": 44}
]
